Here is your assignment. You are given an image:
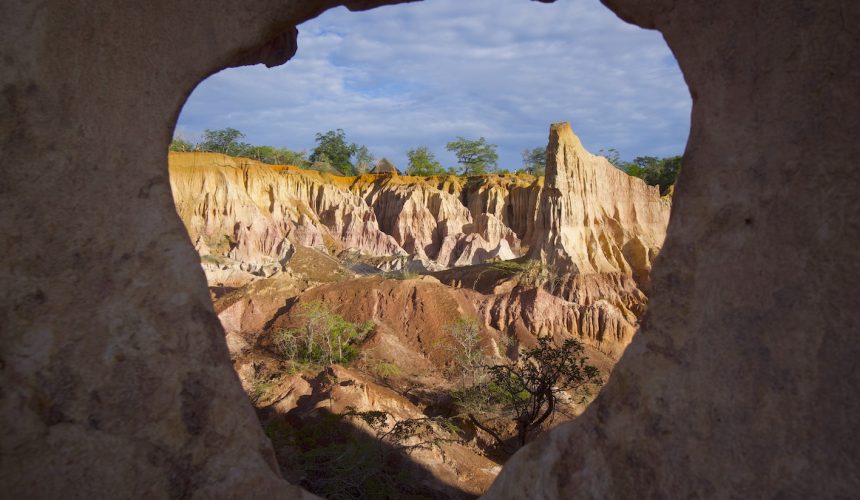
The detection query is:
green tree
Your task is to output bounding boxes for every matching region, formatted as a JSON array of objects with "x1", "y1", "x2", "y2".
[
  {"x1": 169, "y1": 136, "x2": 193, "y2": 152},
  {"x1": 521, "y1": 147, "x2": 546, "y2": 176},
  {"x1": 406, "y1": 146, "x2": 445, "y2": 176},
  {"x1": 353, "y1": 144, "x2": 375, "y2": 175},
  {"x1": 275, "y1": 301, "x2": 374, "y2": 366},
  {"x1": 199, "y1": 127, "x2": 249, "y2": 156},
  {"x1": 598, "y1": 147, "x2": 624, "y2": 168},
  {"x1": 446, "y1": 136, "x2": 498, "y2": 175},
  {"x1": 310, "y1": 129, "x2": 358, "y2": 176},
  {"x1": 649, "y1": 155, "x2": 681, "y2": 194},
  {"x1": 277, "y1": 148, "x2": 310, "y2": 167},
  {"x1": 625, "y1": 155, "x2": 659, "y2": 179},
  {"x1": 624, "y1": 155, "x2": 681, "y2": 195},
  {"x1": 467, "y1": 336, "x2": 601, "y2": 453},
  {"x1": 245, "y1": 145, "x2": 277, "y2": 163},
  {"x1": 256, "y1": 146, "x2": 309, "y2": 167},
  {"x1": 601, "y1": 148, "x2": 682, "y2": 195}
]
